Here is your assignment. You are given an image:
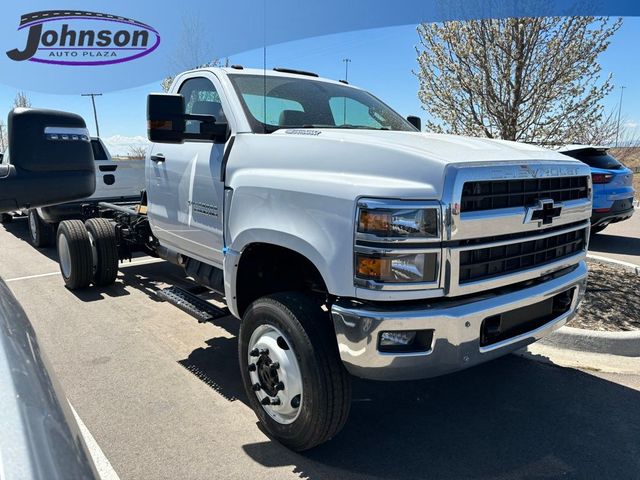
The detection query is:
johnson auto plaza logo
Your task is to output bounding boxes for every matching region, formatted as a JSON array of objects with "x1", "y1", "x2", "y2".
[{"x1": 6, "y1": 10, "x2": 160, "y2": 66}]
